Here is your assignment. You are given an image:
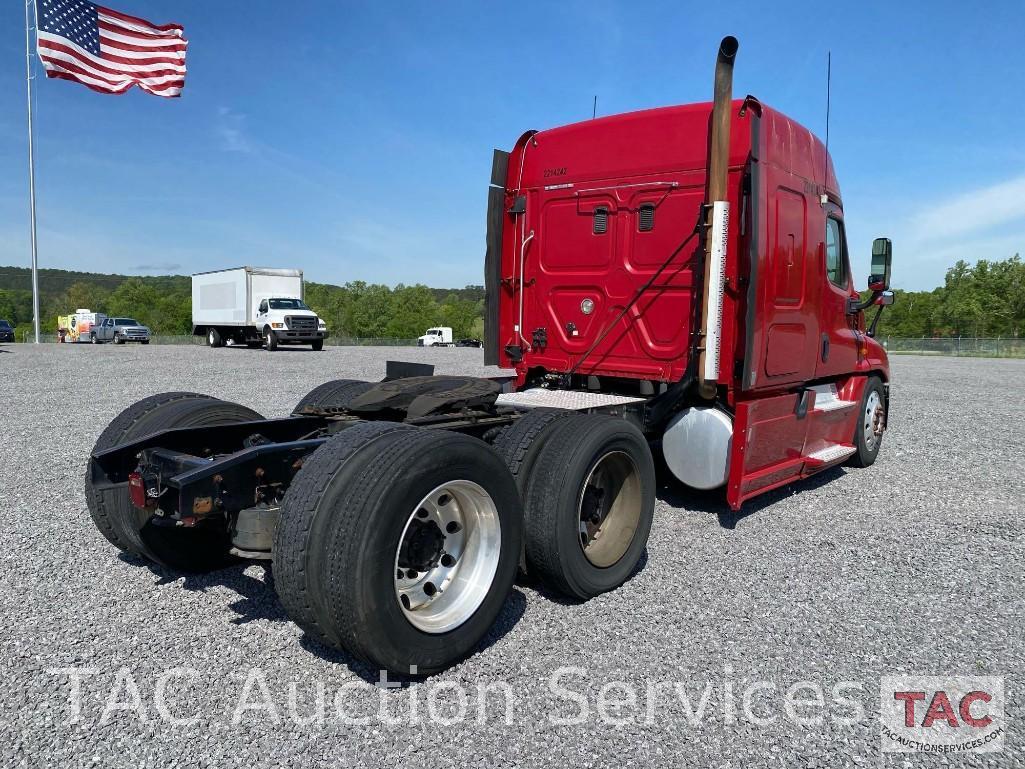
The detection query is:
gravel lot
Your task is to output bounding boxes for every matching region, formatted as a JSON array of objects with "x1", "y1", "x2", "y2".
[{"x1": 1, "y1": 344, "x2": 1021, "y2": 768}]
